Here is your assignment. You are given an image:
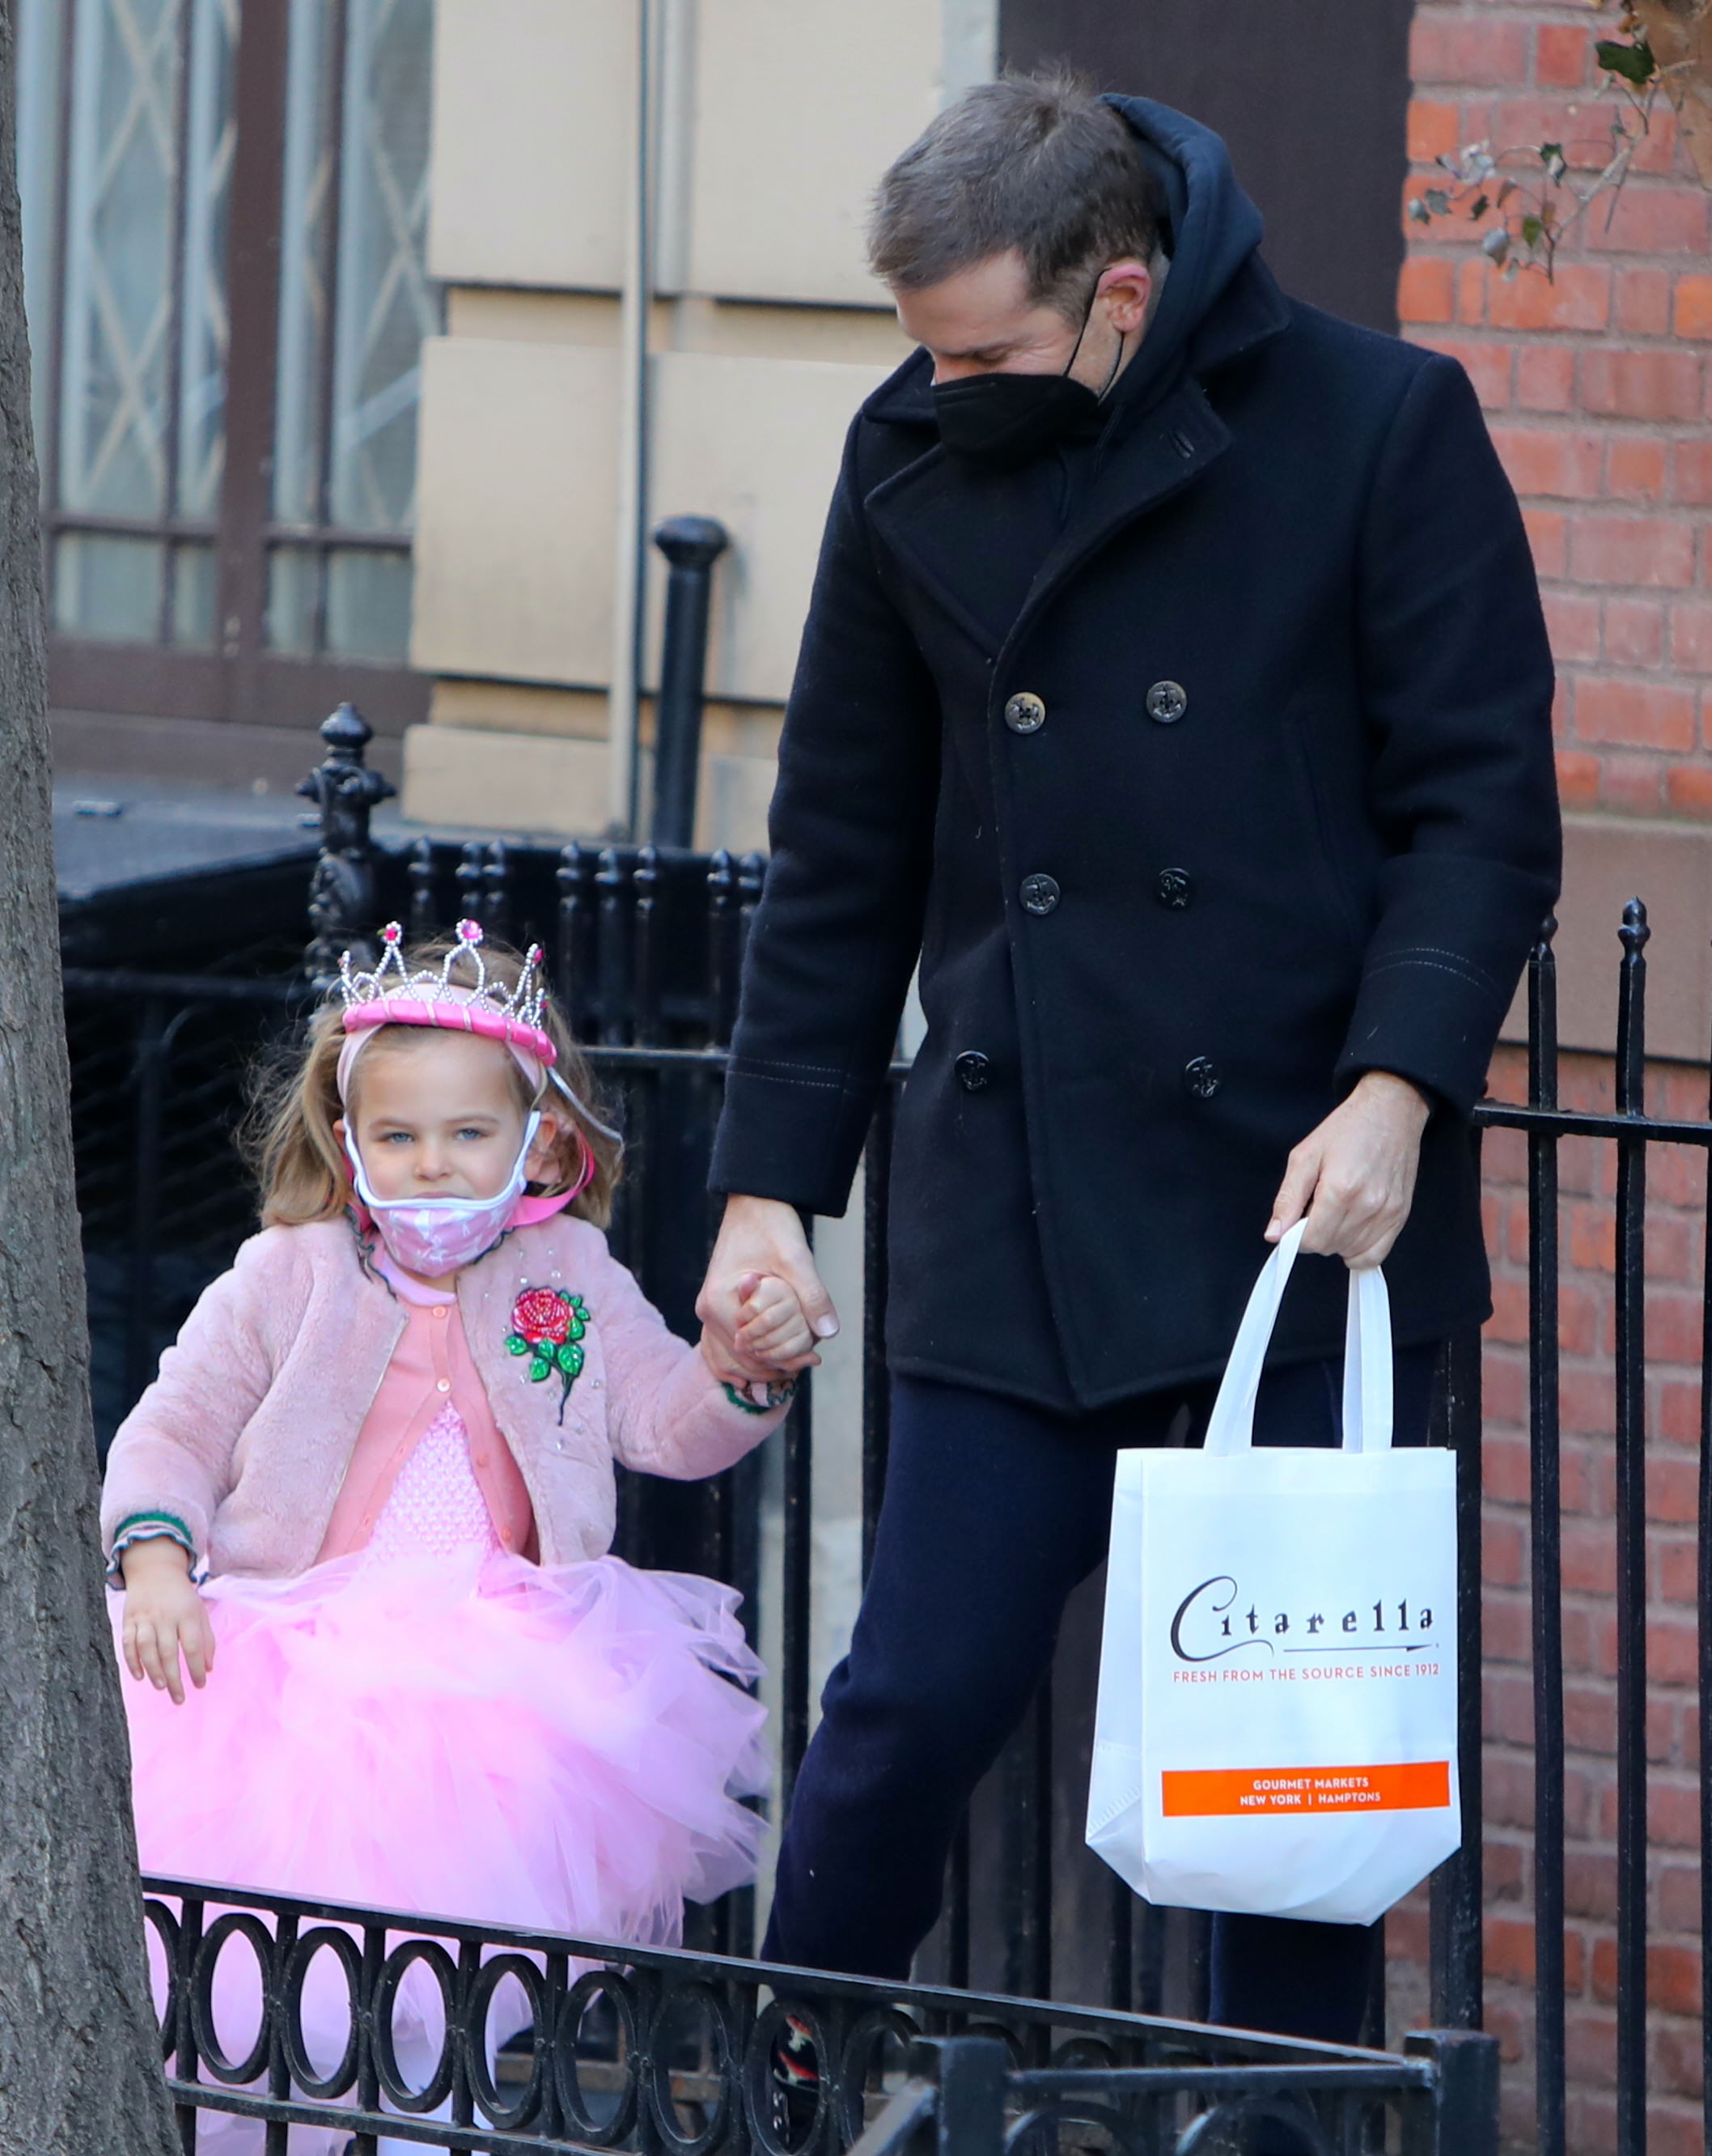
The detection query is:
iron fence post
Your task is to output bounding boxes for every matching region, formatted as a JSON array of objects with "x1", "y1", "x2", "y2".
[
  {"x1": 922, "y1": 2038, "x2": 1008, "y2": 2156},
  {"x1": 1402, "y1": 2031, "x2": 1500, "y2": 2156},
  {"x1": 298, "y1": 702, "x2": 396, "y2": 987},
  {"x1": 650, "y1": 516, "x2": 729, "y2": 851}
]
